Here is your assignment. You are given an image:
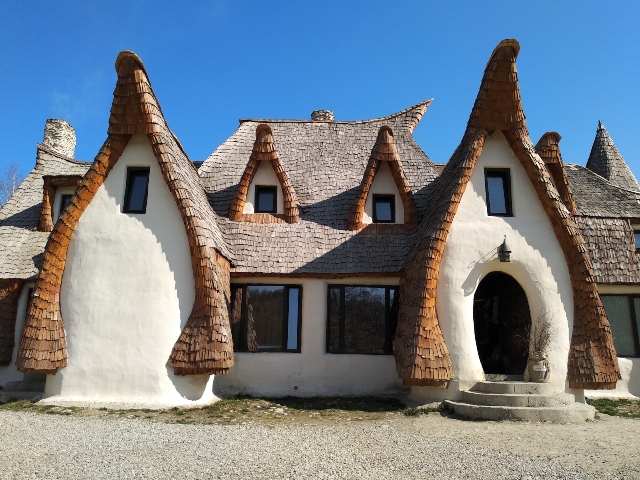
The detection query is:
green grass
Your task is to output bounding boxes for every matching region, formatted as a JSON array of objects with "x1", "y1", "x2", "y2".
[{"x1": 586, "y1": 398, "x2": 640, "y2": 418}]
